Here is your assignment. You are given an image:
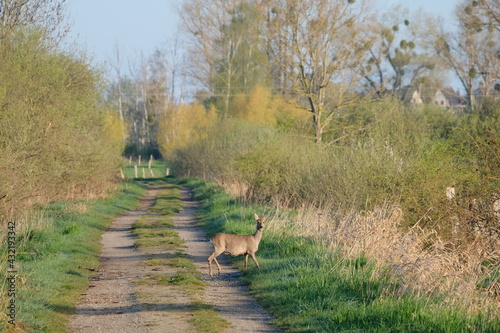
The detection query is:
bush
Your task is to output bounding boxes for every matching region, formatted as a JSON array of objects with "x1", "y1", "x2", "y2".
[
  {"x1": 170, "y1": 97, "x2": 500, "y2": 241},
  {"x1": 171, "y1": 119, "x2": 276, "y2": 181},
  {"x1": 158, "y1": 102, "x2": 217, "y2": 160},
  {"x1": 0, "y1": 30, "x2": 122, "y2": 224},
  {"x1": 172, "y1": 100, "x2": 434, "y2": 210}
]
